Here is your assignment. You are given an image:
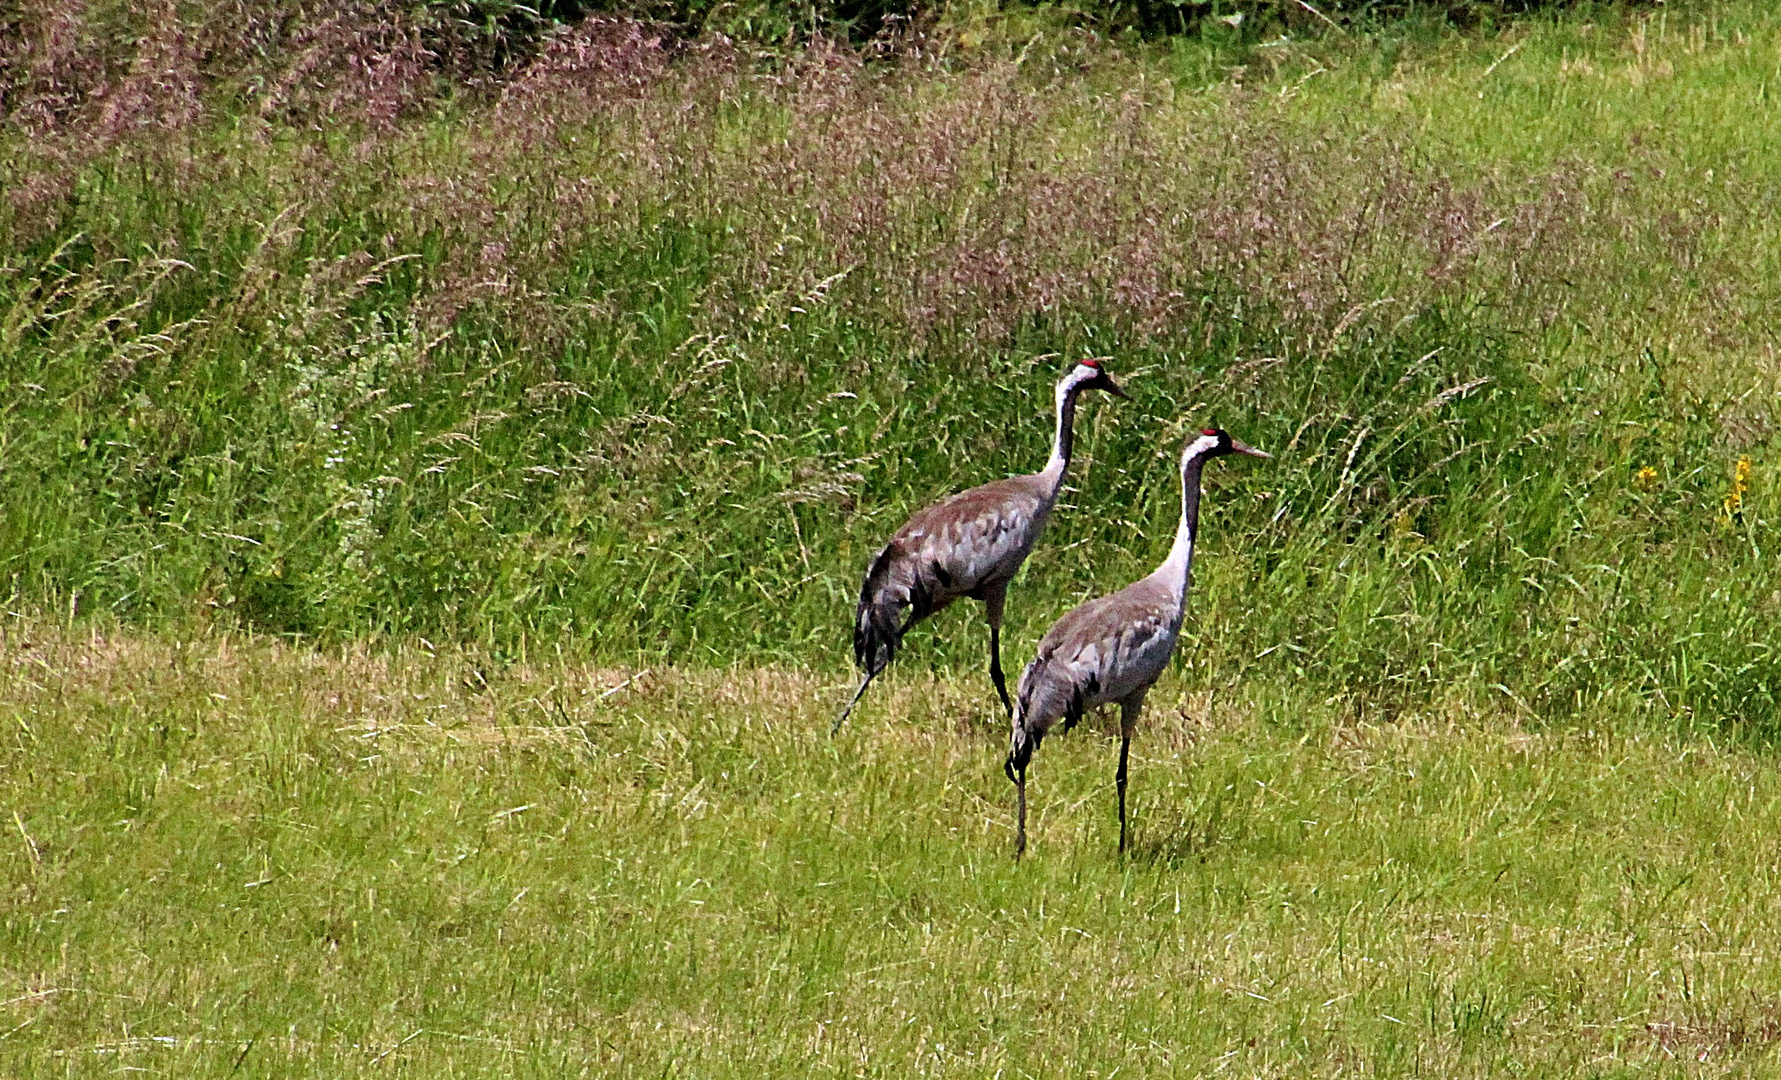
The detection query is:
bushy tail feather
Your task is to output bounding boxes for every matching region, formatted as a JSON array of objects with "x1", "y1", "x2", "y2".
[
  {"x1": 1005, "y1": 661, "x2": 1039, "y2": 781},
  {"x1": 852, "y1": 543, "x2": 939, "y2": 676},
  {"x1": 1005, "y1": 656, "x2": 1094, "y2": 780},
  {"x1": 841, "y1": 543, "x2": 945, "y2": 736},
  {"x1": 853, "y1": 546, "x2": 904, "y2": 676}
]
